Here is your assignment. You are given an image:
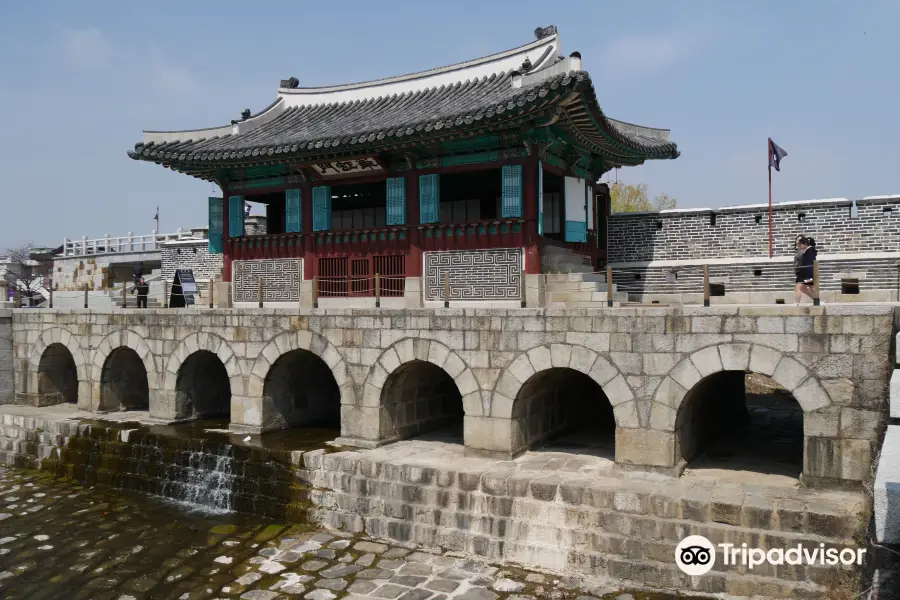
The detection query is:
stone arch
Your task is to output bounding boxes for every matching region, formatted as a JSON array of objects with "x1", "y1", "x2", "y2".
[
  {"x1": 651, "y1": 342, "x2": 830, "y2": 433},
  {"x1": 90, "y1": 329, "x2": 160, "y2": 391},
  {"x1": 163, "y1": 332, "x2": 243, "y2": 396},
  {"x1": 491, "y1": 343, "x2": 634, "y2": 426},
  {"x1": 248, "y1": 330, "x2": 354, "y2": 406},
  {"x1": 29, "y1": 327, "x2": 88, "y2": 385},
  {"x1": 362, "y1": 338, "x2": 481, "y2": 417}
]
